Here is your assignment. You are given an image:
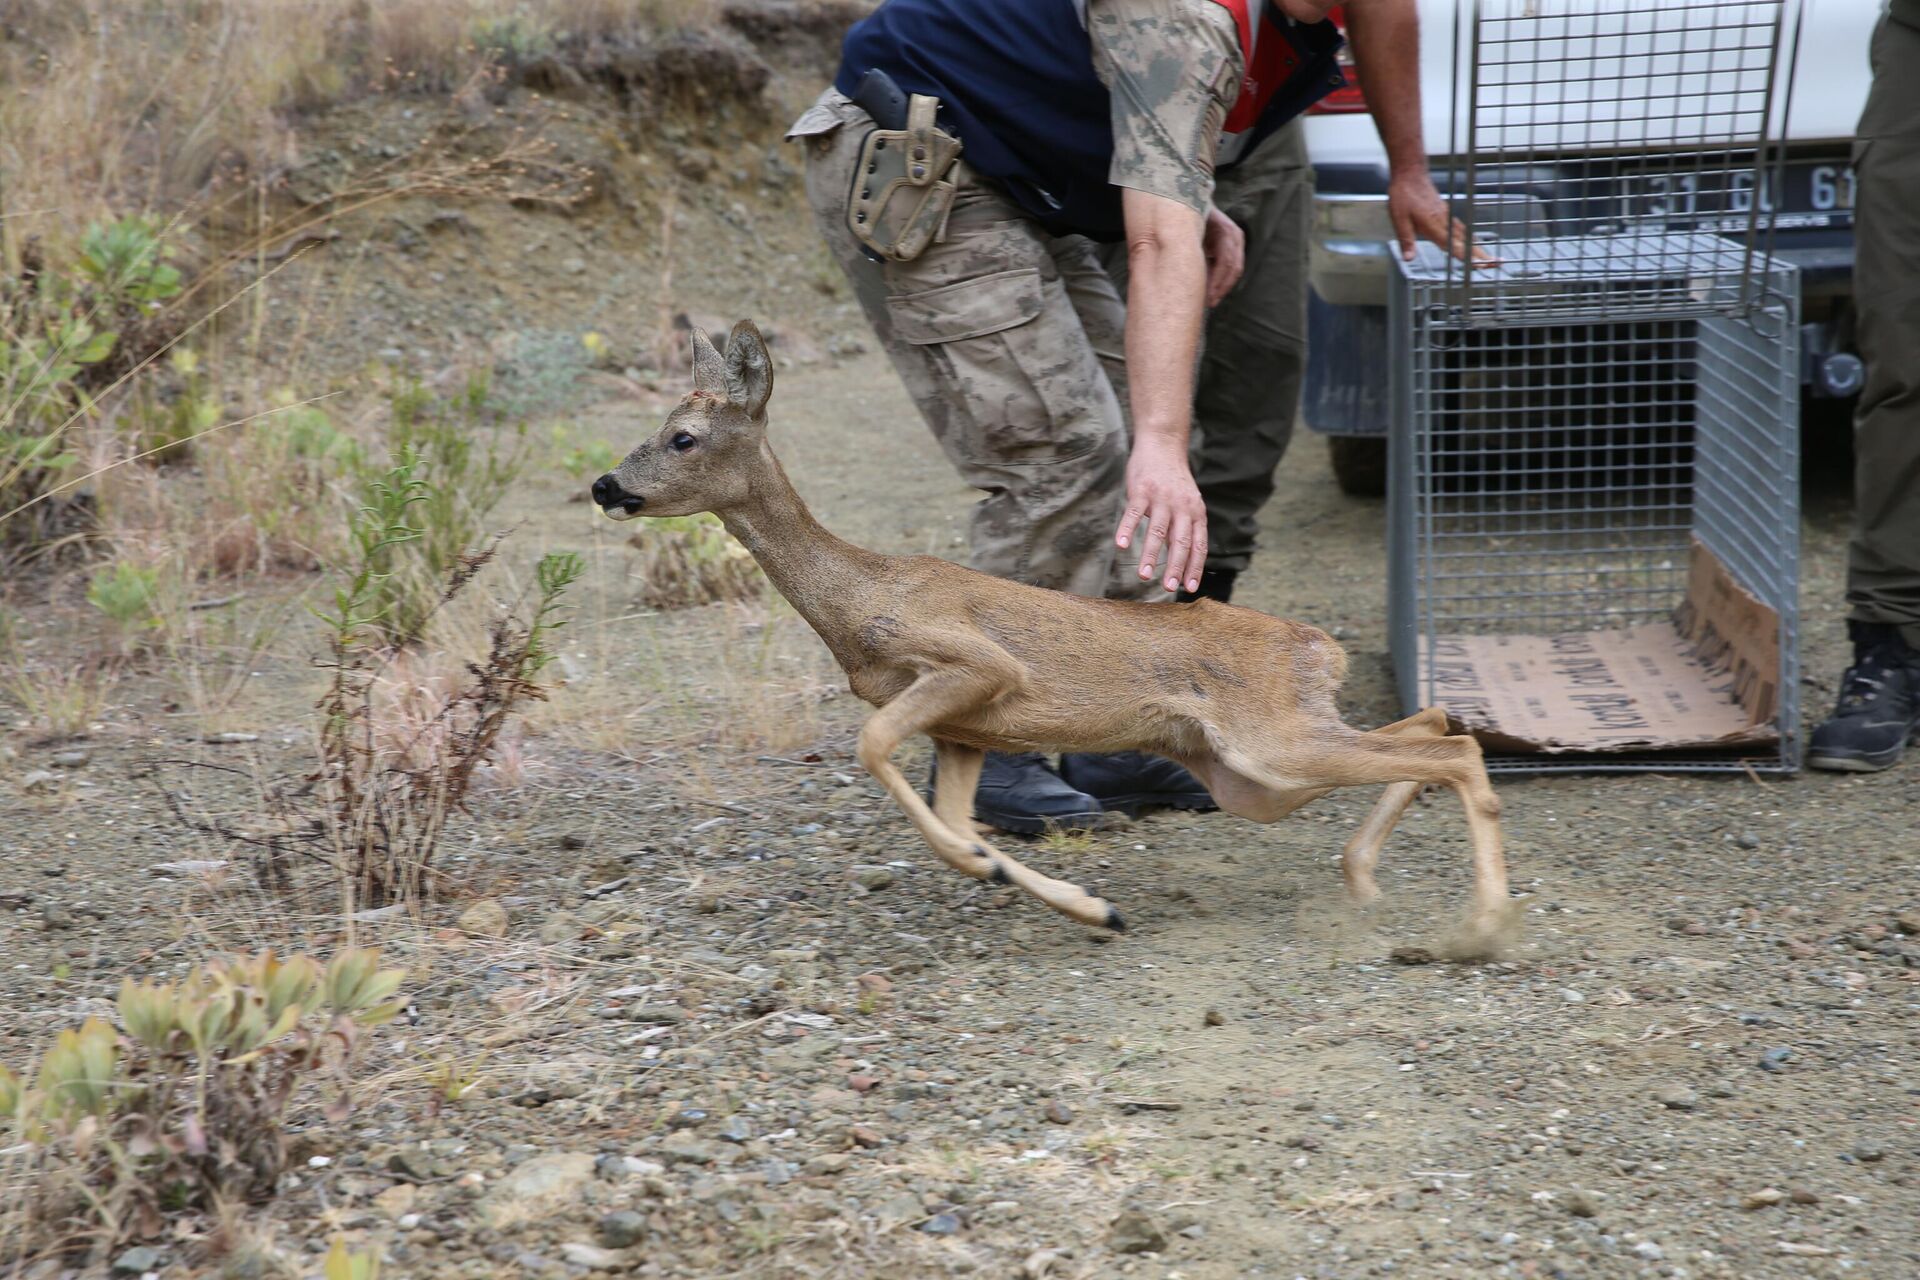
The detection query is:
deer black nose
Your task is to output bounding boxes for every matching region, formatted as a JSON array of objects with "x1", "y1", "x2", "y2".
[{"x1": 592, "y1": 473, "x2": 645, "y2": 516}]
